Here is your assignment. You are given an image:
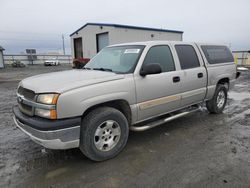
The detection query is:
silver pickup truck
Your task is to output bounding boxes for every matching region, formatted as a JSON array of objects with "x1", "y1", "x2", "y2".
[{"x1": 13, "y1": 41, "x2": 238, "y2": 161}]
